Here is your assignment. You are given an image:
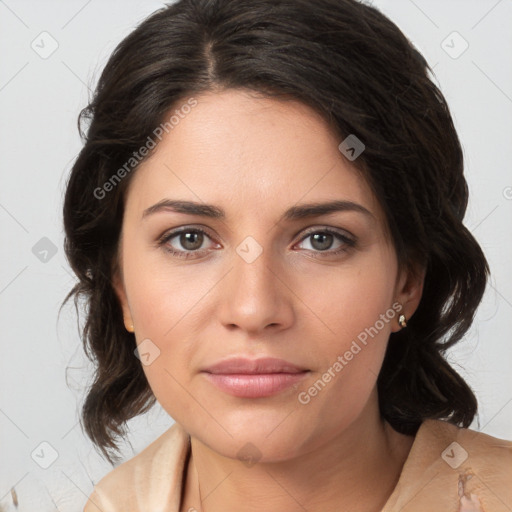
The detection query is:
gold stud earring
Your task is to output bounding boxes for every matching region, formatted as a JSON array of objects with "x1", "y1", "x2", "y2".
[
  {"x1": 126, "y1": 323, "x2": 134, "y2": 333},
  {"x1": 398, "y1": 314, "x2": 407, "y2": 329}
]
